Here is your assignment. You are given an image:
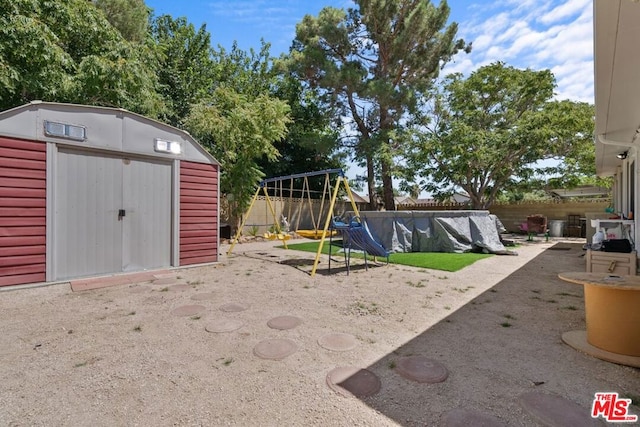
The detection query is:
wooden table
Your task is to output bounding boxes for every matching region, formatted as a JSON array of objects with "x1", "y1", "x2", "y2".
[{"x1": 558, "y1": 272, "x2": 640, "y2": 359}]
